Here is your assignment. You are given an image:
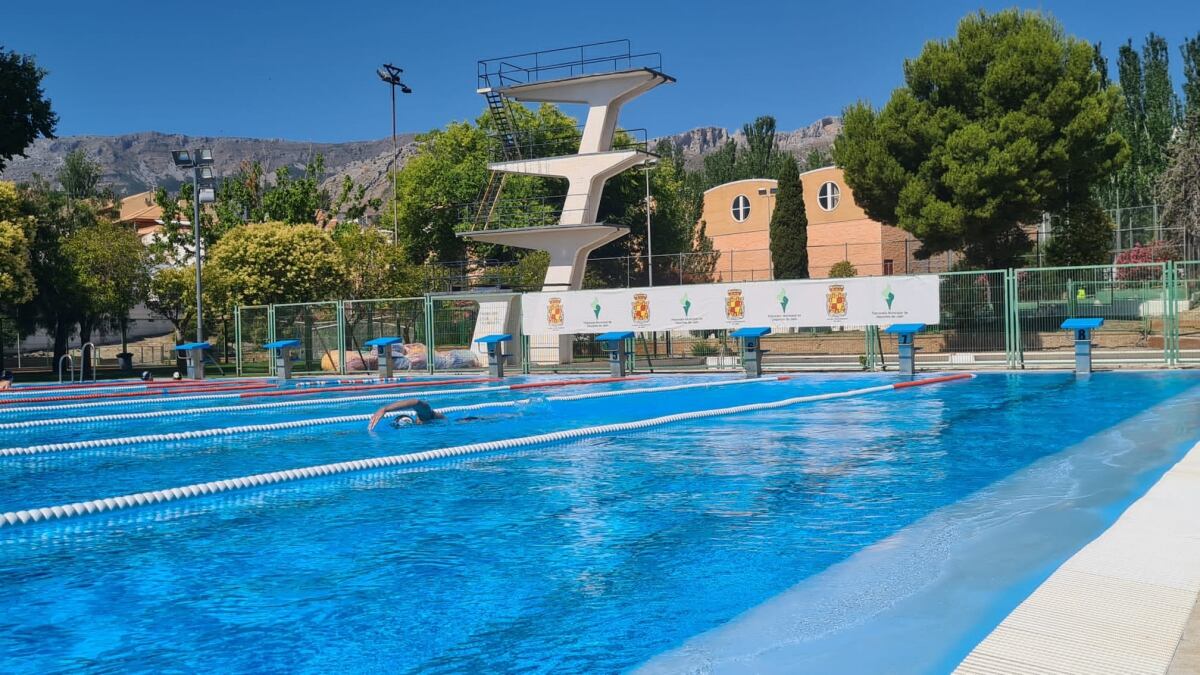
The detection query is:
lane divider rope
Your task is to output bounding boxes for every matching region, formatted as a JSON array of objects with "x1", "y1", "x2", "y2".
[
  {"x1": 0, "y1": 376, "x2": 782, "y2": 432},
  {"x1": 0, "y1": 373, "x2": 972, "y2": 528}
]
